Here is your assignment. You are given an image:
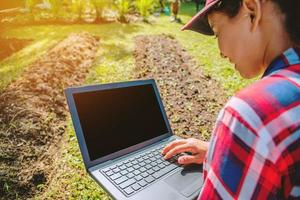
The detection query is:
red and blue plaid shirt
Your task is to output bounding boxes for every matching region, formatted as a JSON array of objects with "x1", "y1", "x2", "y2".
[{"x1": 198, "y1": 47, "x2": 300, "y2": 200}]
